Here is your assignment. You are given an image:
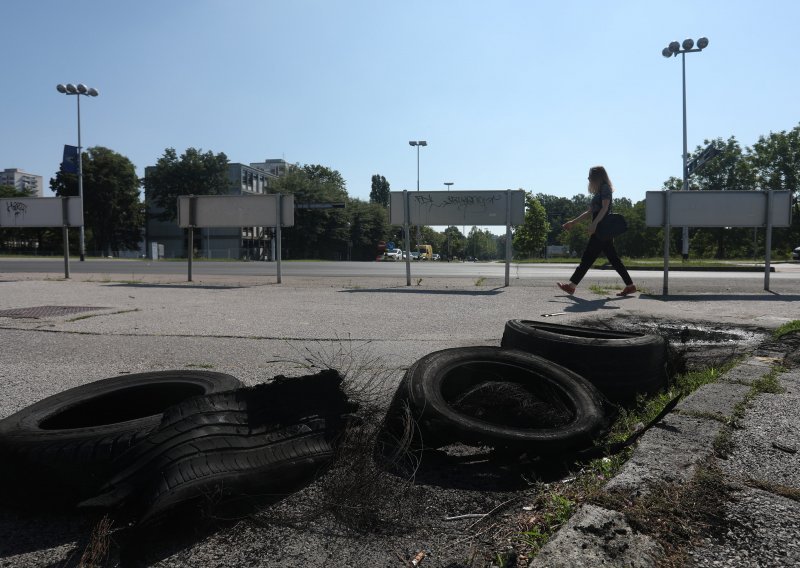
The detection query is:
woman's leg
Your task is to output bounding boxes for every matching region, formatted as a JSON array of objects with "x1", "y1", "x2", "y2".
[
  {"x1": 601, "y1": 239, "x2": 633, "y2": 286},
  {"x1": 567, "y1": 236, "x2": 604, "y2": 286}
]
